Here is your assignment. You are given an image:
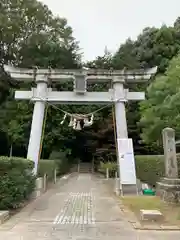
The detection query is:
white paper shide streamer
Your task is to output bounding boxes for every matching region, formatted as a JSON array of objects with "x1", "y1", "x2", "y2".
[{"x1": 60, "y1": 113, "x2": 94, "y2": 130}]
